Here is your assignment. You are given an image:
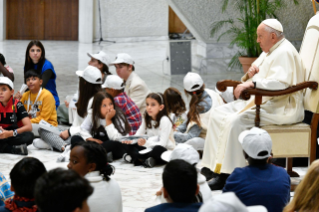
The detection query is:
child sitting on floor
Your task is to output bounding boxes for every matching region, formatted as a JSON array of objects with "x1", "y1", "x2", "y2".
[
  {"x1": 102, "y1": 75, "x2": 142, "y2": 135},
  {"x1": 68, "y1": 141, "x2": 123, "y2": 212},
  {"x1": 35, "y1": 168, "x2": 93, "y2": 212},
  {"x1": 0, "y1": 77, "x2": 33, "y2": 155},
  {"x1": 19, "y1": 70, "x2": 57, "y2": 138},
  {"x1": 174, "y1": 72, "x2": 224, "y2": 151},
  {"x1": 72, "y1": 90, "x2": 131, "y2": 161},
  {"x1": 122, "y1": 93, "x2": 175, "y2": 168},
  {"x1": 0, "y1": 157, "x2": 47, "y2": 212},
  {"x1": 163, "y1": 87, "x2": 187, "y2": 129}
]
